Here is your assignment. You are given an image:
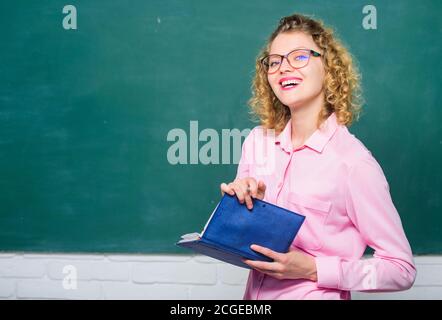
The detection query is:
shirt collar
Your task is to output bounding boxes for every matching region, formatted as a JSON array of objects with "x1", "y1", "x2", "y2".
[{"x1": 275, "y1": 112, "x2": 339, "y2": 154}]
